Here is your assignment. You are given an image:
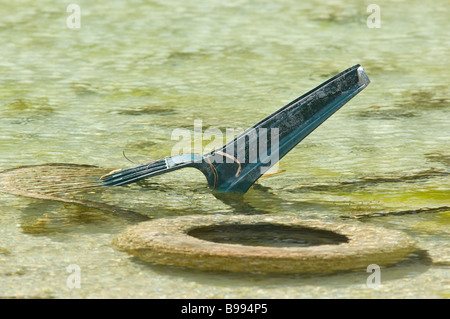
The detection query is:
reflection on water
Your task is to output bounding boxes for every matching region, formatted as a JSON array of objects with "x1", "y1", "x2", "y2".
[{"x1": 0, "y1": 0, "x2": 448, "y2": 298}]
